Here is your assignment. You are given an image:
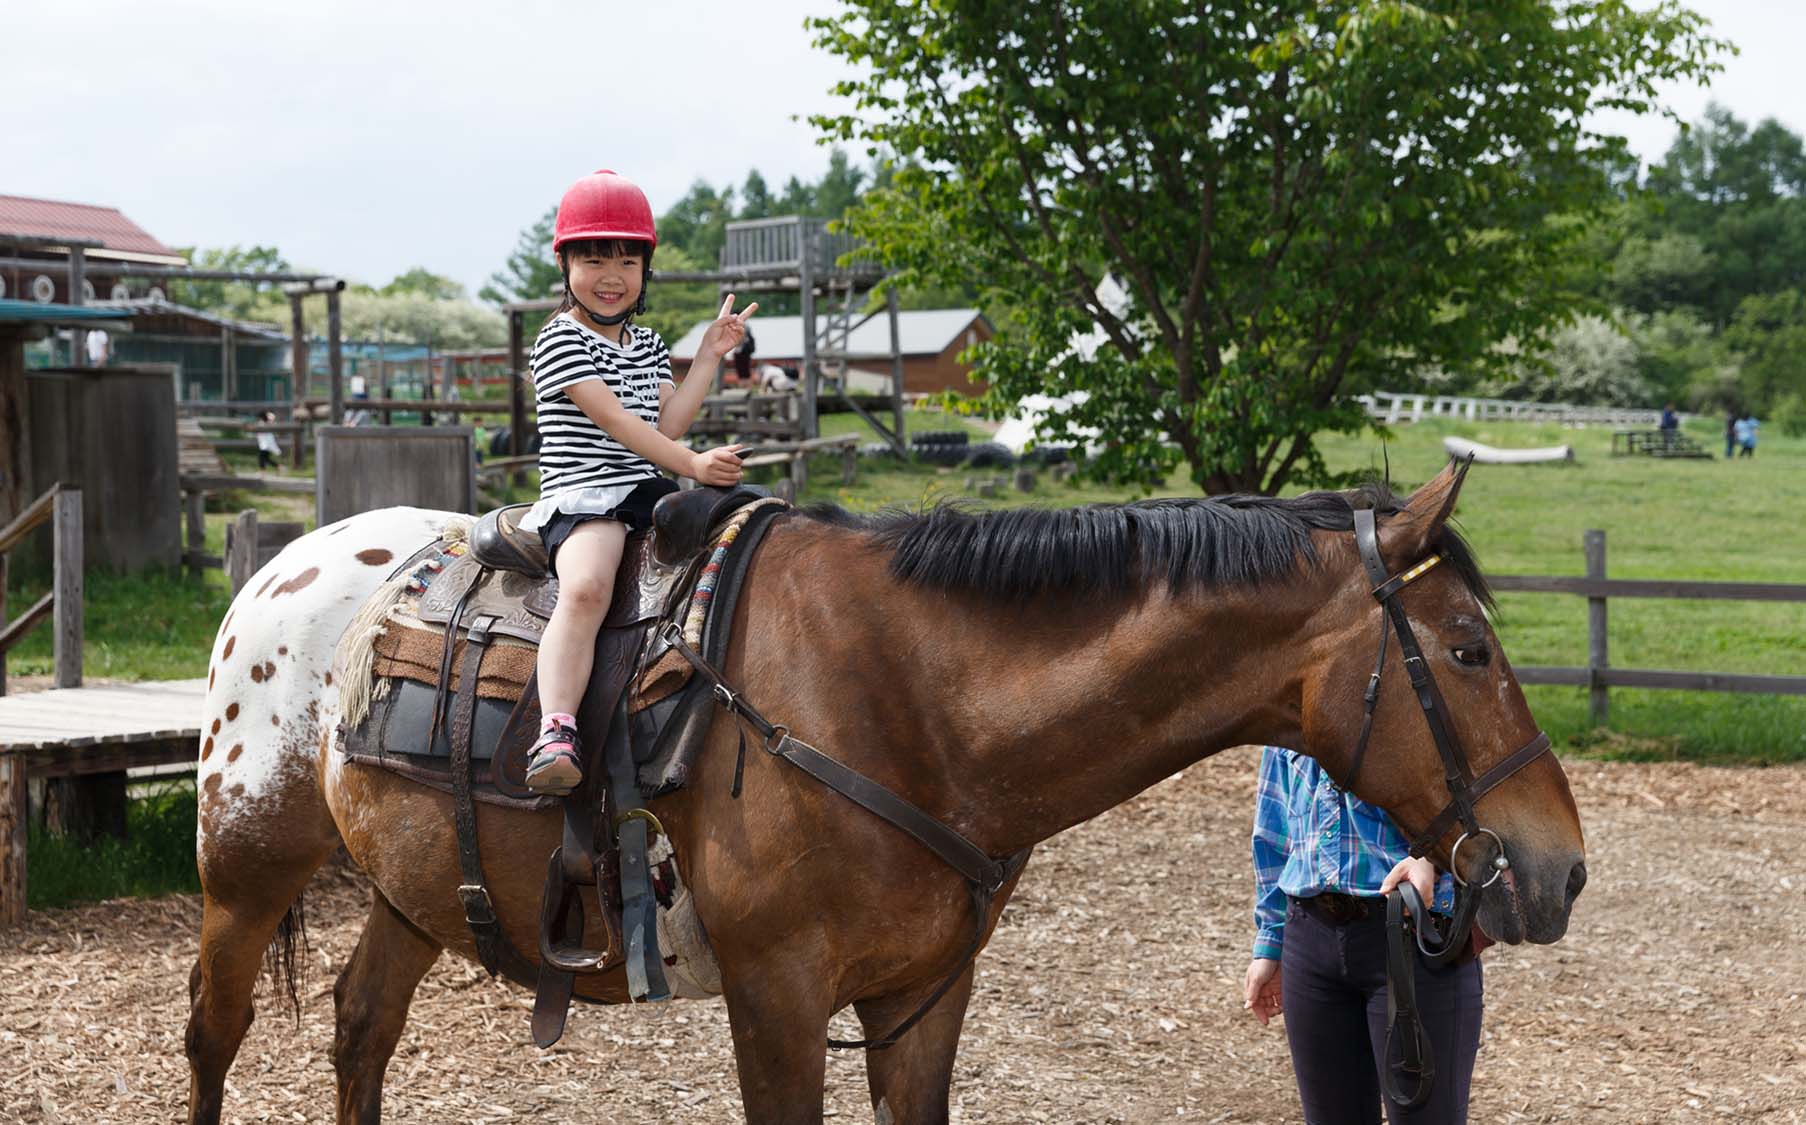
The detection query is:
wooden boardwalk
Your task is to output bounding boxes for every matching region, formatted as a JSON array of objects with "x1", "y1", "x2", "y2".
[
  {"x1": 0, "y1": 678, "x2": 205, "y2": 759},
  {"x1": 1, "y1": 679, "x2": 205, "y2": 925}
]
